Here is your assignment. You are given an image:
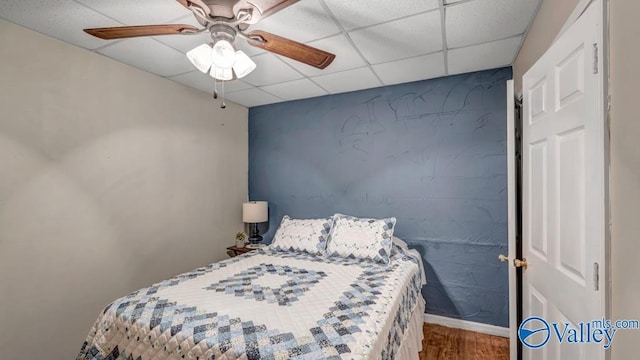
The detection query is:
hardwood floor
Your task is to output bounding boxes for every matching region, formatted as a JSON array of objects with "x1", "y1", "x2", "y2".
[{"x1": 419, "y1": 323, "x2": 510, "y2": 360}]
